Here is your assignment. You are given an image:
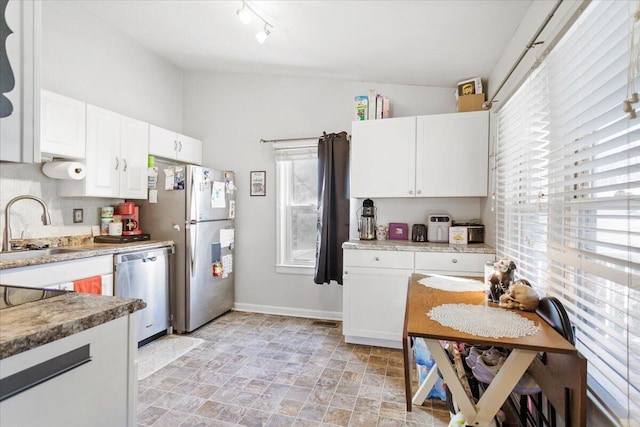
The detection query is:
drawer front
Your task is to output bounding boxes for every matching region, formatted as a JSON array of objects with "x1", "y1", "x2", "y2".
[
  {"x1": 415, "y1": 252, "x2": 494, "y2": 273},
  {"x1": 343, "y1": 249, "x2": 414, "y2": 269},
  {"x1": 0, "y1": 256, "x2": 113, "y2": 288}
]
